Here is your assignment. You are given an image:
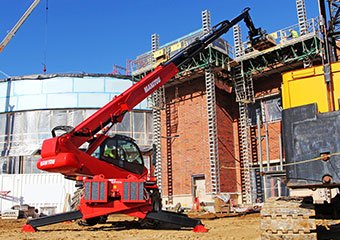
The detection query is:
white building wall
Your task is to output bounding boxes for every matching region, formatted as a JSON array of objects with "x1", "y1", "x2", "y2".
[{"x1": 0, "y1": 174, "x2": 76, "y2": 214}]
